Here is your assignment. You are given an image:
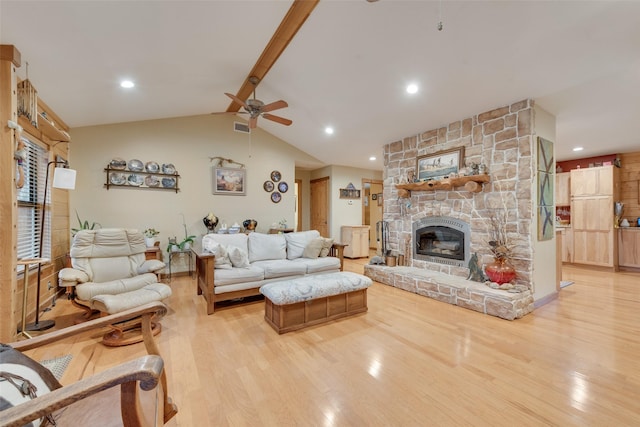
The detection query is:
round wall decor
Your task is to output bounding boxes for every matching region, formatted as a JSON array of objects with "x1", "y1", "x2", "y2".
[
  {"x1": 270, "y1": 170, "x2": 281, "y2": 182},
  {"x1": 278, "y1": 181, "x2": 288, "y2": 193},
  {"x1": 263, "y1": 181, "x2": 274, "y2": 192},
  {"x1": 271, "y1": 192, "x2": 282, "y2": 203}
]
